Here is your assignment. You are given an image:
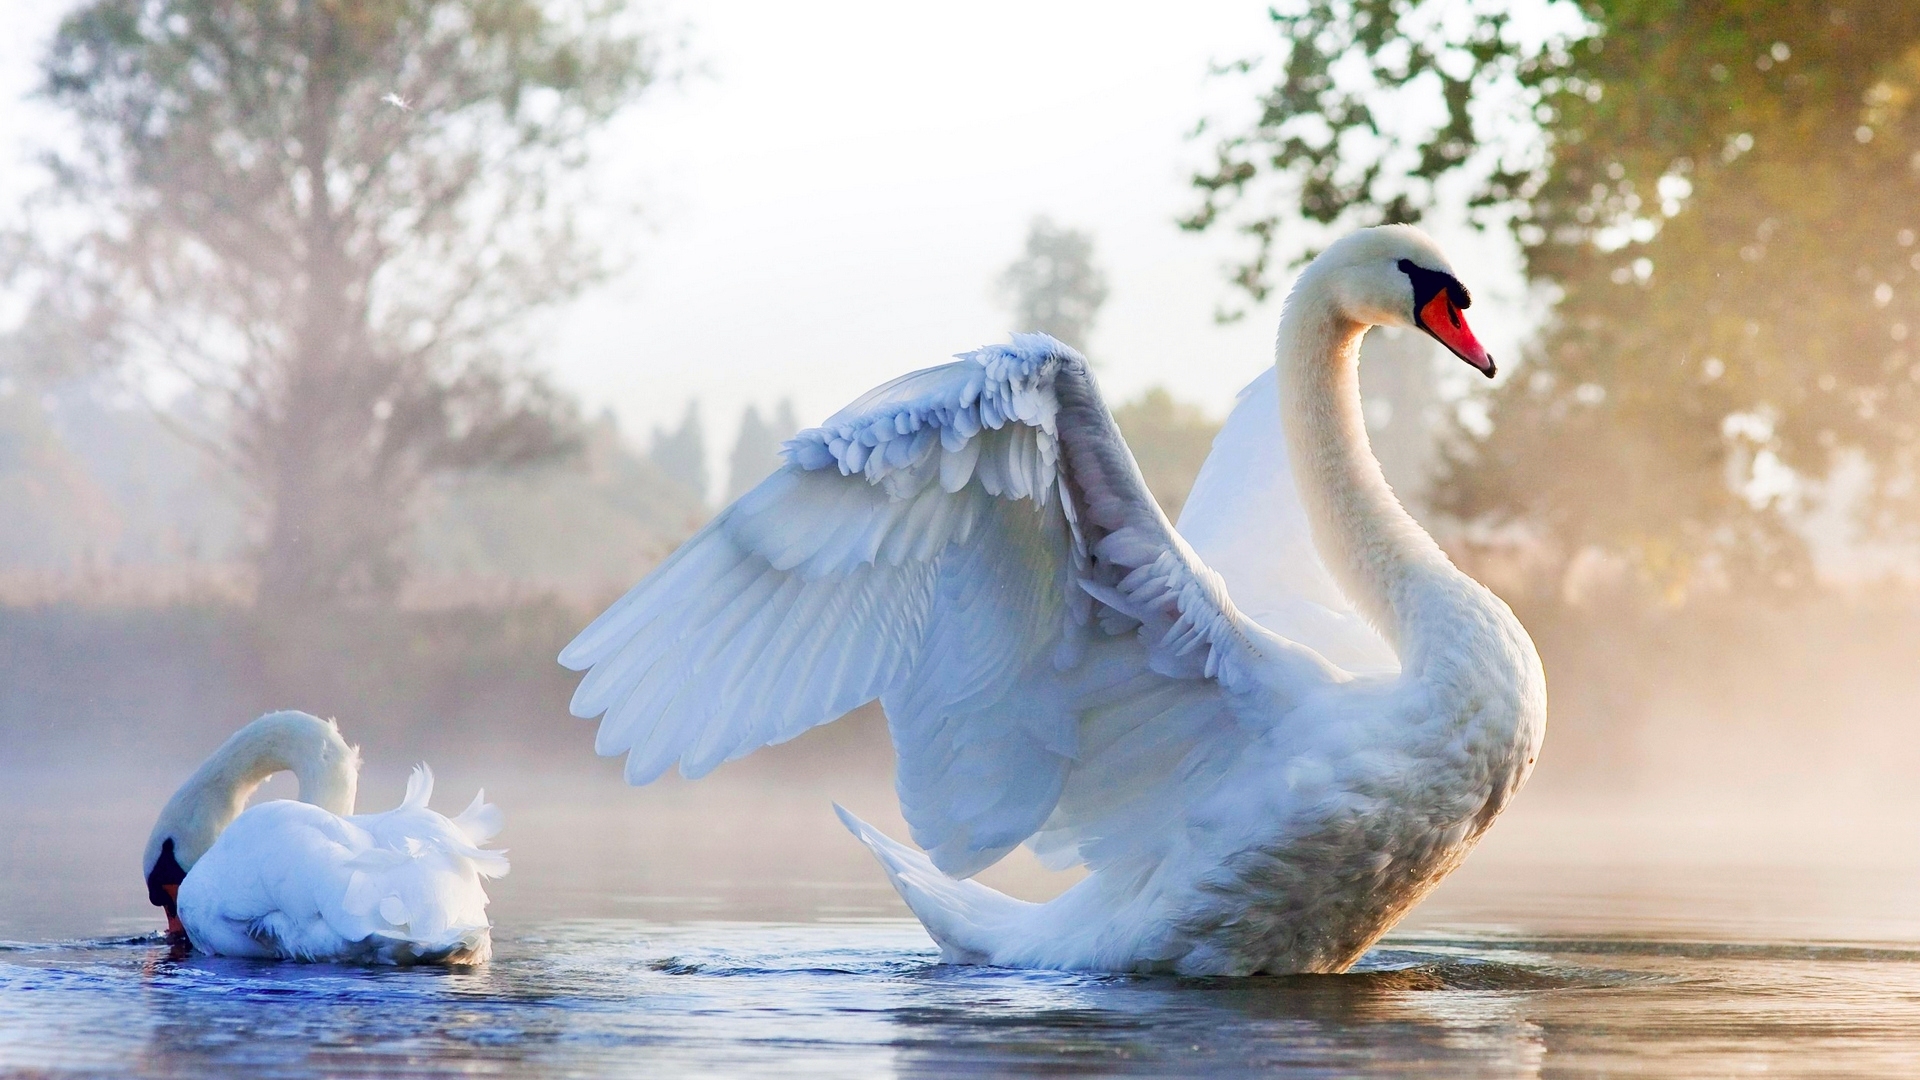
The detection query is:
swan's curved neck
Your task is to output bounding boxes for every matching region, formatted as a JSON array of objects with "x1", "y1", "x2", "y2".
[
  {"x1": 146, "y1": 711, "x2": 359, "y2": 870},
  {"x1": 1276, "y1": 294, "x2": 1453, "y2": 655}
]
